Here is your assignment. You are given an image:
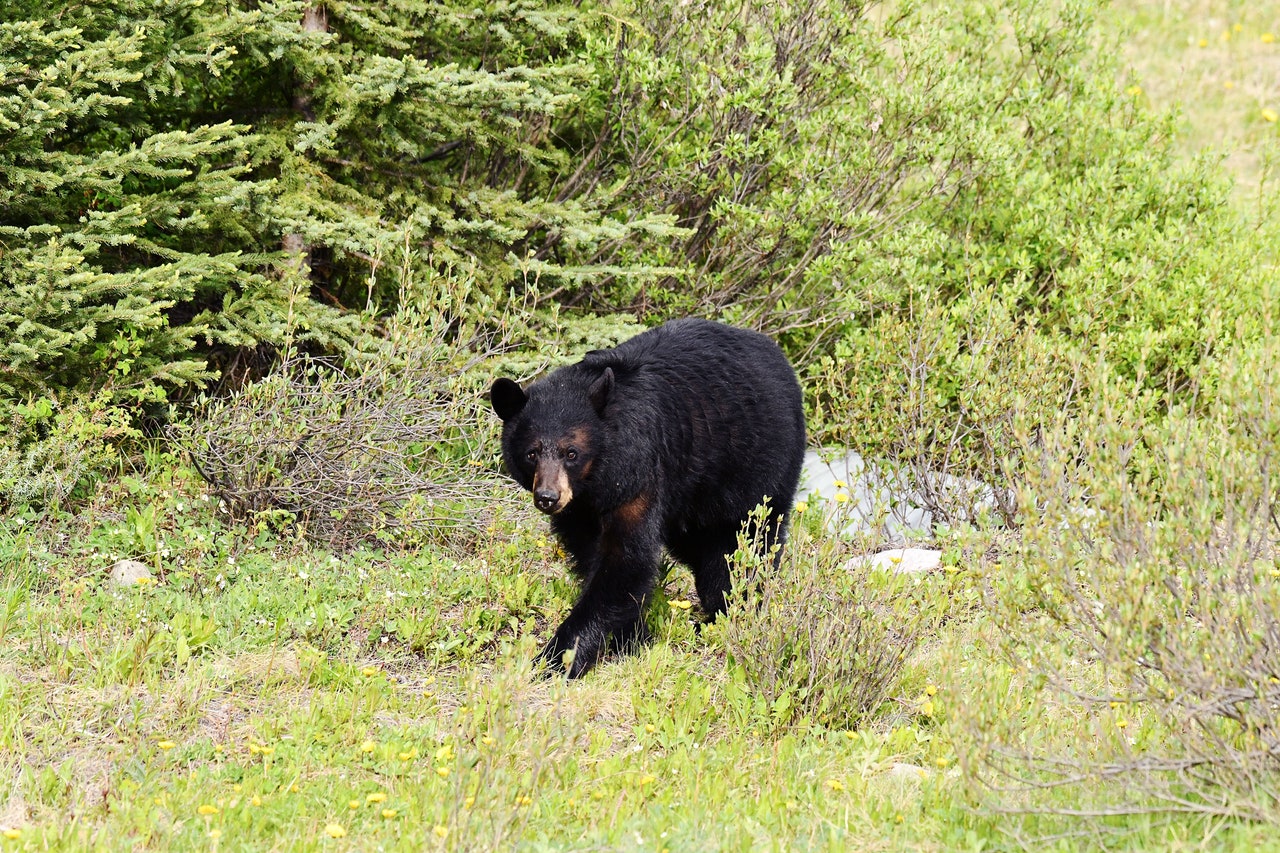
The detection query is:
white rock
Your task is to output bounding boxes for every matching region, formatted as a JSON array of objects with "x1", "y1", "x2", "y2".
[
  {"x1": 109, "y1": 559, "x2": 153, "y2": 587},
  {"x1": 849, "y1": 548, "x2": 943, "y2": 575},
  {"x1": 885, "y1": 762, "x2": 932, "y2": 781}
]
